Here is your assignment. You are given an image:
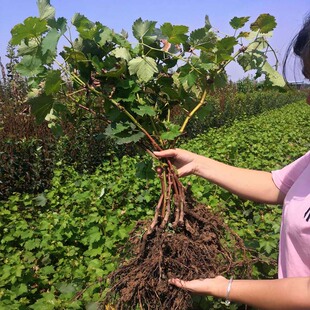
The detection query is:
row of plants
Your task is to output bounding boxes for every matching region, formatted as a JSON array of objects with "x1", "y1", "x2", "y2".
[
  {"x1": 0, "y1": 85, "x2": 303, "y2": 200},
  {"x1": 184, "y1": 88, "x2": 303, "y2": 137},
  {"x1": 1, "y1": 100, "x2": 309, "y2": 309},
  {"x1": 0, "y1": 45, "x2": 28, "y2": 105}
]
